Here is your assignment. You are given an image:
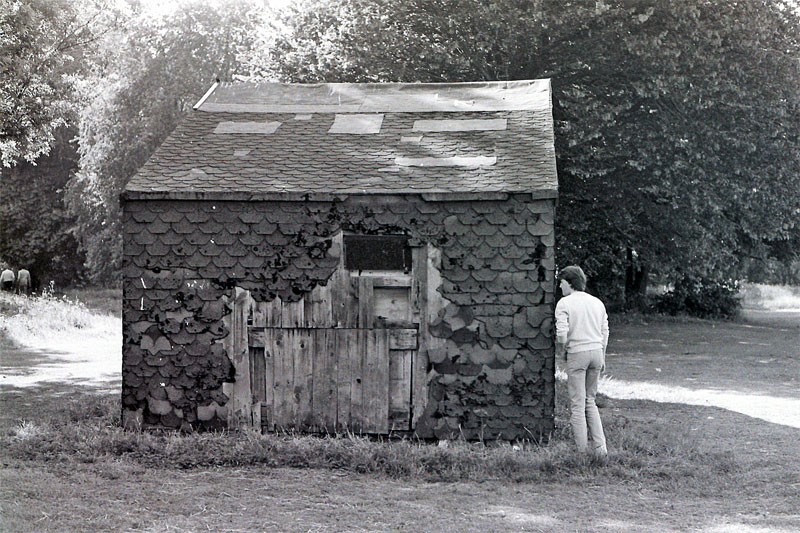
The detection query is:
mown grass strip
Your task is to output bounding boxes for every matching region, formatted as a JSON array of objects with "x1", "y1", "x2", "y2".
[{"x1": 2, "y1": 392, "x2": 738, "y2": 487}]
